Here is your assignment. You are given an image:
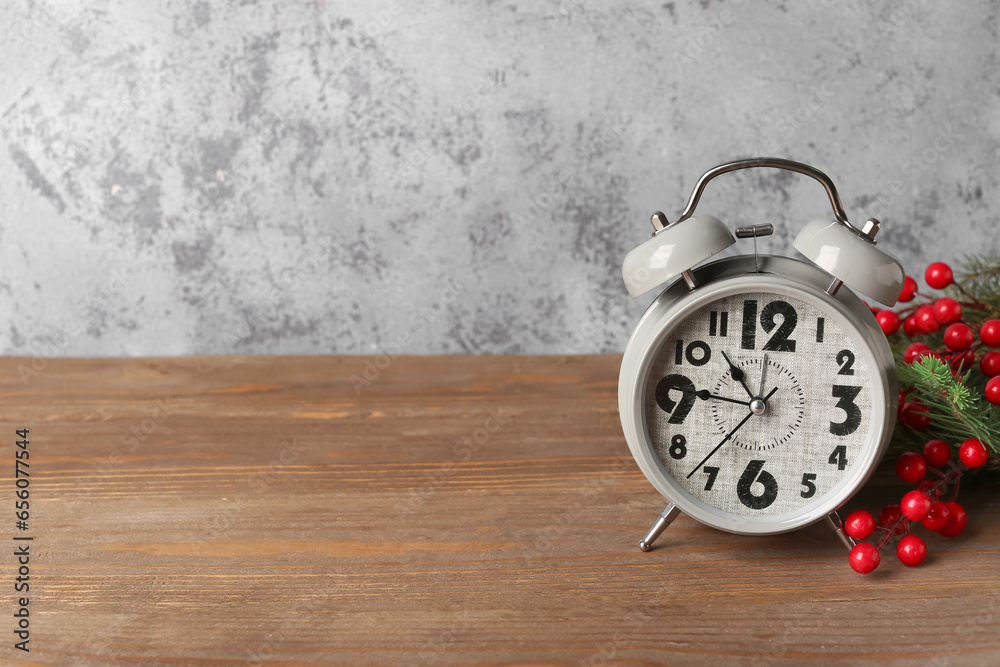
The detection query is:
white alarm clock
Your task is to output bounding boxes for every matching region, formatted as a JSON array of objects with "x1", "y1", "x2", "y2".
[{"x1": 618, "y1": 158, "x2": 905, "y2": 551}]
